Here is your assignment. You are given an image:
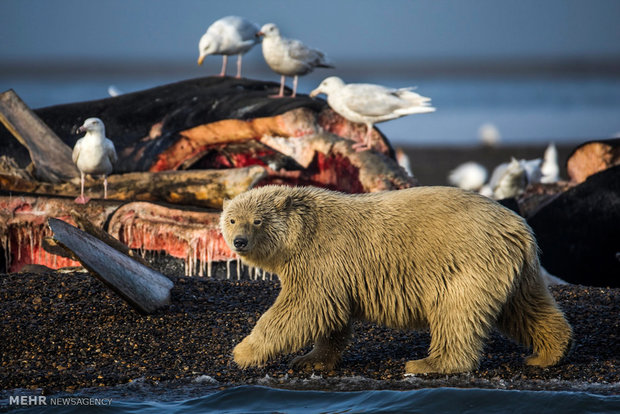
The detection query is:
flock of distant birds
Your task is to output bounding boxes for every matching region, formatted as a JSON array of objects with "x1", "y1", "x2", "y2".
[
  {"x1": 448, "y1": 142, "x2": 559, "y2": 200},
  {"x1": 72, "y1": 15, "x2": 559, "y2": 204}
]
